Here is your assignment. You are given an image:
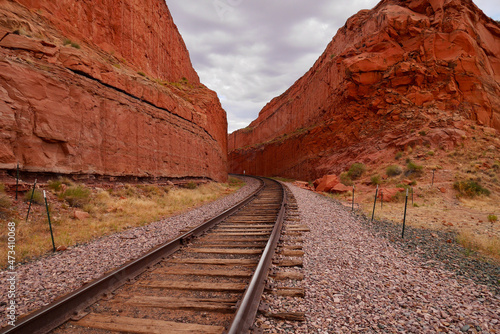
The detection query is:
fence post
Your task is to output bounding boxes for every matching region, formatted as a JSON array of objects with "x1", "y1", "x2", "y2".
[
  {"x1": 15, "y1": 163, "x2": 19, "y2": 200},
  {"x1": 43, "y1": 190, "x2": 56, "y2": 252},
  {"x1": 371, "y1": 185, "x2": 379, "y2": 222},
  {"x1": 26, "y1": 179, "x2": 37, "y2": 222},
  {"x1": 352, "y1": 185, "x2": 355, "y2": 211},
  {"x1": 402, "y1": 188, "x2": 409, "y2": 239}
]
